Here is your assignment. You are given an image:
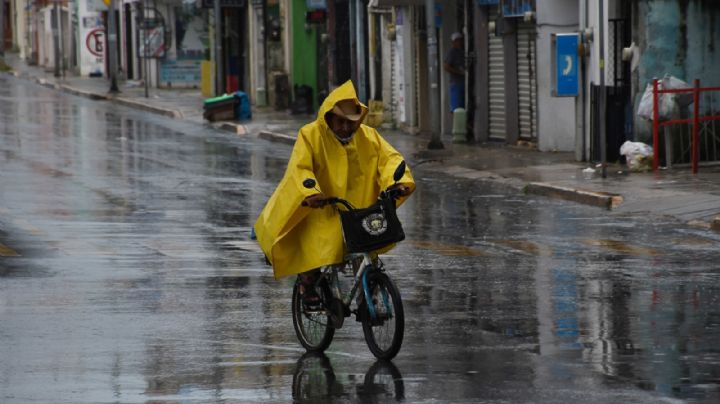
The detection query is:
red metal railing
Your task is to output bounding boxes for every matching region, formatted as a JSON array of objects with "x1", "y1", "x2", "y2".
[{"x1": 652, "y1": 79, "x2": 720, "y2": 173}]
